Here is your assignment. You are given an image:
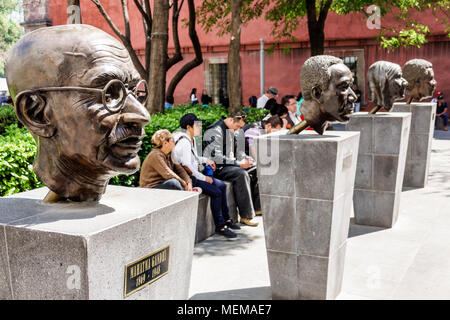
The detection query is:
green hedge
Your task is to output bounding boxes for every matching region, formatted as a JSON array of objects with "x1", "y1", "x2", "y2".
[
  {"x1": 0, "y1": 105, "x2": 20, "y2": 134},
  {"x1": 0, "y1": 104, "x2": 269, "y2": 195},
  {"x1": 0, "y1": 124, "x2": 43, "y2": 196}
]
